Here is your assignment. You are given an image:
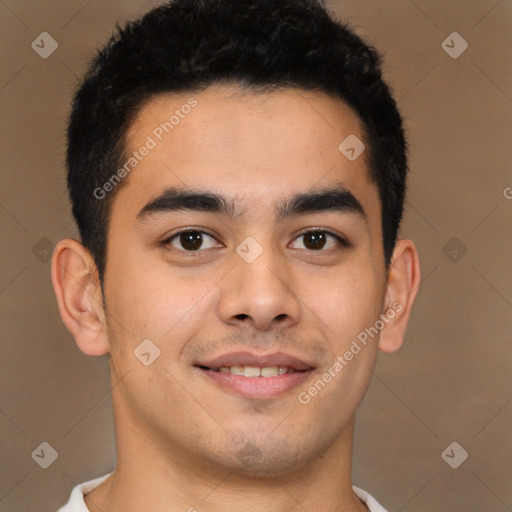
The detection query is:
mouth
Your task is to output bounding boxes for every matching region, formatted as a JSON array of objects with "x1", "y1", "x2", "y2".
[
  {"x1": 197, "y1": 365, "x2": 300, "y2": 376},
  {"x1": 193, "y1": 351, "x2": 316, "y2": 399}
]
